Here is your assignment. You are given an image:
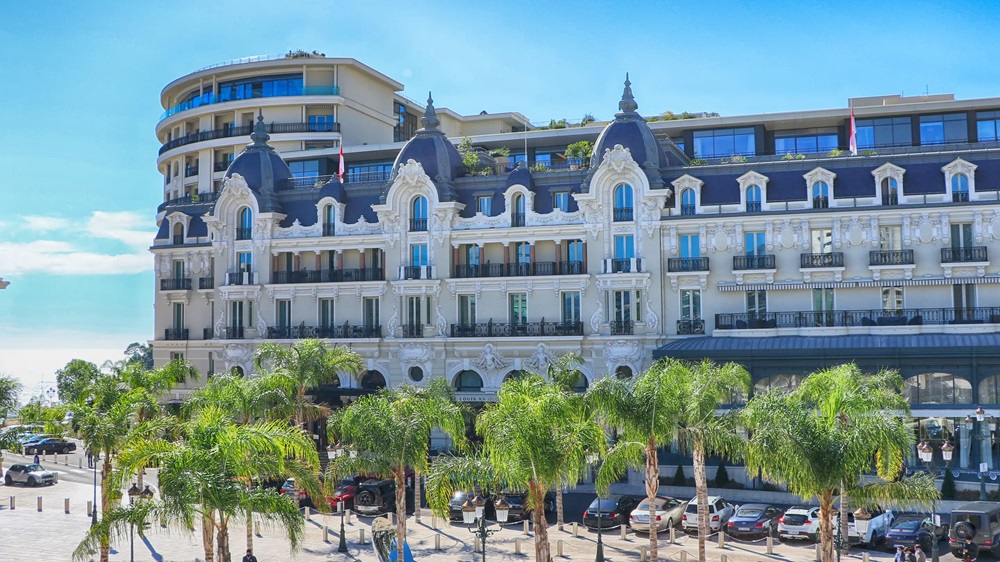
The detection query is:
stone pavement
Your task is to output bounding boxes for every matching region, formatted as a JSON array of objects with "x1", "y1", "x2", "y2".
[{"x1": 0, "y1": 471, "x2": 906, "y2": 562}]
